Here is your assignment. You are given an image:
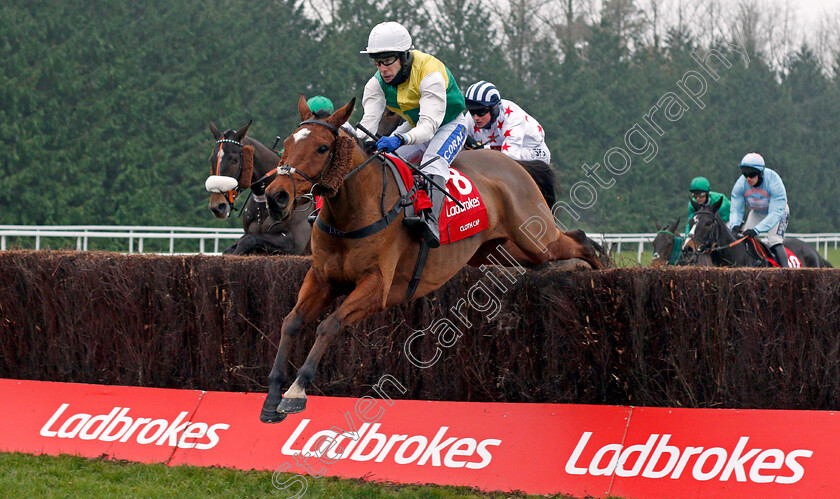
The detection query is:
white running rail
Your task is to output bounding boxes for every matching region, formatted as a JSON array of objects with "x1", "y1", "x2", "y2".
[{"x1": 1, "y1": 226, "x2": 838, "y2": 260}]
